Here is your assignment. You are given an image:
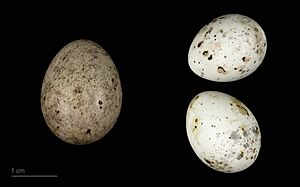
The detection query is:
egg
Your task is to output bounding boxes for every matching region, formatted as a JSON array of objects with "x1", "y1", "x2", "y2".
[
  {"x1": 188, "y1": 14, "x2": 267, "y2": 82},
  {"x1": 186, "y1": 91, "x2": 261, "y2": 173},
  {"x1": 41, "y1": 39, "x2": 122, "y2": 145}
]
